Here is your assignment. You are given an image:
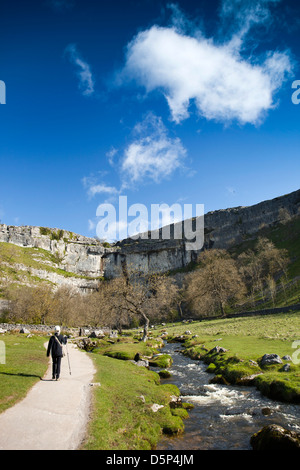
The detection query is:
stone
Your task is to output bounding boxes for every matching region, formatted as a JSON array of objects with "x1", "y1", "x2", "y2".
[
  {"x1": 282, "y1": 363, "x2": 291, "y2": 372},
  {"x1": 250, "y1": 424, "x2": 300, "y2": 450},
  {"x1": 169, "y1": 395, "x2": 182, "y2": 409},
  {"x1": 261, "y1": 407, "x2": 273, "y2": 416},
  {"x1": 19, "y1": 328, "x2": 30, "y2": 334},
  {"x1": 236, "y1": 373, "x2": 263, "y2": 385},
  {"x1": 208, "y1": 346, "x2": 228, "y2": 354},
  {"x1": 89, "y1": 330, "x2": 105, "y2": 338},
  {"x1": 282, "y1": 355, "x2": 292, "y2": 361},
  {"x1": 151, "y1": 404, "x2": 164, "y2": 412},
  {"x1": 79, "y1": 328, "x2": 90, "y2": 336},
  {"x1": 131, "y1": 359, "x2": 149, "y2": 369},
  {"x1": 260, "y1": 353, "x2": 283, "y2": 366}
]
